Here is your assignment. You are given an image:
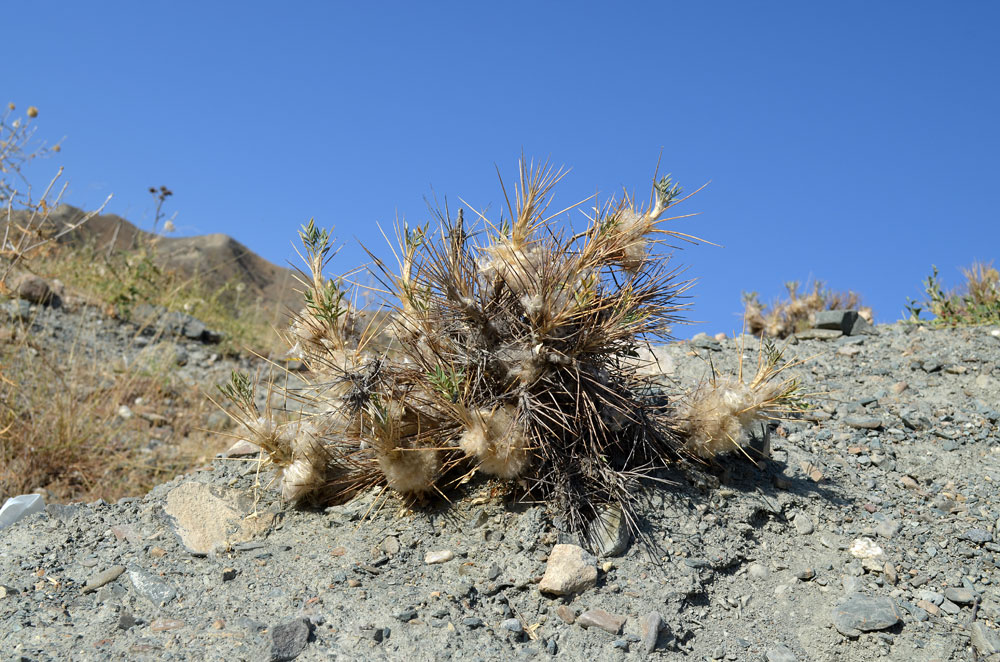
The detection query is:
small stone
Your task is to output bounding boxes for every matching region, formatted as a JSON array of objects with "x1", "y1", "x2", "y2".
[
  {"x1": 462, "y1": 617, "x2": 484, "y2": 629},
  {"x1": 944, "y1": 587, "x2": 975, "y2": 604},
  {"x1": 150, "y1": 618, "x2": 185, "y2": 632},
  {"x1": 83, "y1": 566, "x2": 126, "y2": 593},
  {"x1": 793, "y1": 513, "x2": 814, "y2": 535},
  {"x1": 501, "y1": 618, "x2": 524, "y2": 634},
  {"x1": 831, "y1": 594, "x2": 903, "y2": 637},
  {"x1": 962, "y1": 528, "x2": 993, "y2": 544},
  {"x1": 380, "y1": 536, "x2": 401, "y2": 556},
  {"x1": 12, "y1": 273, "x2": 55, "y2": 305},
  {"x1": 576, "y1": 608, "x2": 626, "y2": 635},
  {"x1": 395, "y1": 608, "x2": 418, "y2": 622},
  {"x1": 221, "y1": 568, "x2": 237, "y2": 581},
  {"x1": 915, "y1": 599, "x2": 939, "y2": 616},
  {"x1": 148, "y1": 546, "x2": 167, "y2": 558},
  {"x1": 795, "y1": 568, "x2": 816, "y2": 581},
  {"x1": 971, "y1": 622, "x2": 1000, "y2": 656},
  {"x1": 212, "y1": 619, "x2": 226, "y2": 629},
  {"x1": 128, "y1": 568, "x2": 176, "y2": 606},
  {"x1": 939, "y1": 599, "x2": 960, "y2": 615},
  {"x1": 843, "y1": 415, "x2": 882, "y2": 430},
  {"x1": 269, "y1": 618, "x2": 311, "y2": 661},
  {"x1": 347, "y1": 579, "x2": 362, "y2": 588},
  {"x1": 555, "y1": 605, "x2": 577, "y2": 624},
  {"x1": 640, "y1": 611, "x2": 663, "y2": 654},
  {"x1": 900, "y1": 475, "x2": 920, "y2": 489},
  {"x1": 766, "y1": 643, "x2": 798, "y2": 662},
  {"x1": 591, "y1": 502, "x2": 631, "y2": 557},
  {"x1": 849, "y1": 537, "x2": 884, "y2": 560},
  {"x1": 748, "y1": 563, "x2": 769, "y2": 579},
  {"x1": 612, "y1": 639, "x2": 629, "y2": 651},
  {"x1": 424, "y1": 549, "x2": 454, "y2": 564},
  {"x1": 538, "y1": 544, "x2": 598, "y2": 596},
  {"x1": 222, "y1": 439, "x2": 259, "y2": 457},
  {"x1": 917, "y1": 590, "x2": 943, "y2": 605}
]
